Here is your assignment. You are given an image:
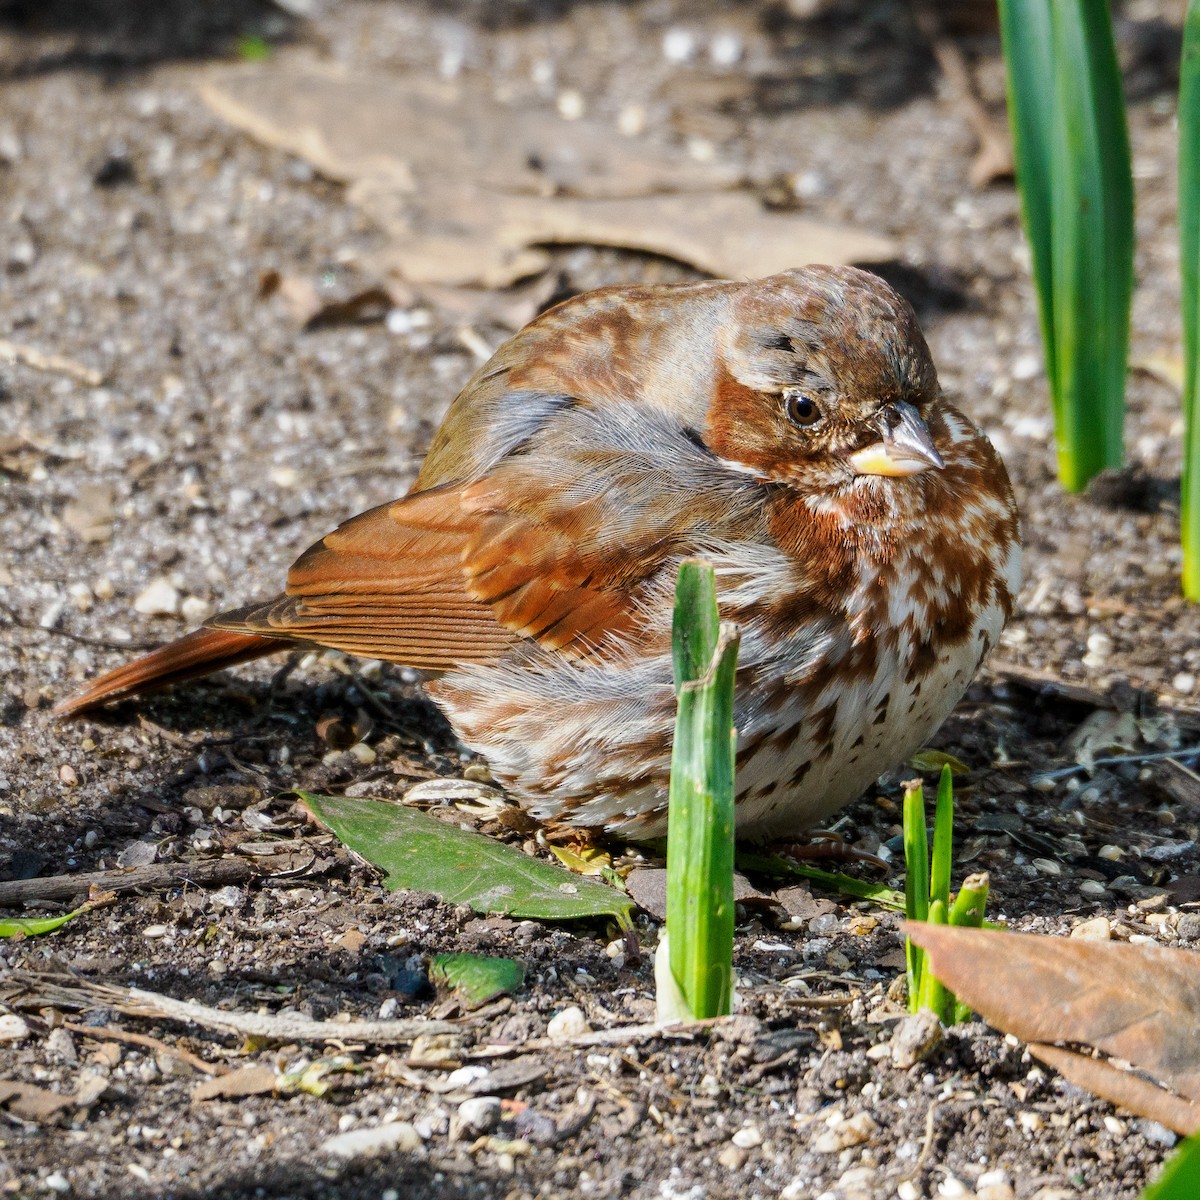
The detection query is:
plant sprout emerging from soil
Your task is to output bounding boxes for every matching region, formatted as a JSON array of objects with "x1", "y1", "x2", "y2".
[
  {"x1": 1181, "y1": 1, "x2": 1200, "y2": 599},
  {"x1": 656, "y1": 560, "x2": 740, "y2": 1022},
  {"x1": 904, "y1": 766, "x2": 990, "y2": 1024},
  {"x1": 996, "y1": 0, "x2": 1133, "y2": 495}
]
